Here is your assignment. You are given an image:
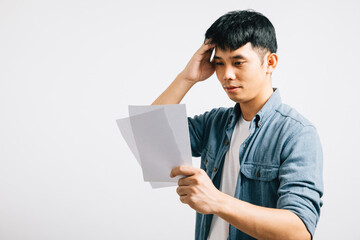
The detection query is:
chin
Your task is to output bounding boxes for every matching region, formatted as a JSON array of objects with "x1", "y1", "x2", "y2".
[{"x1": 228, "y1": 94, "x2": 247, "y2": 104}]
